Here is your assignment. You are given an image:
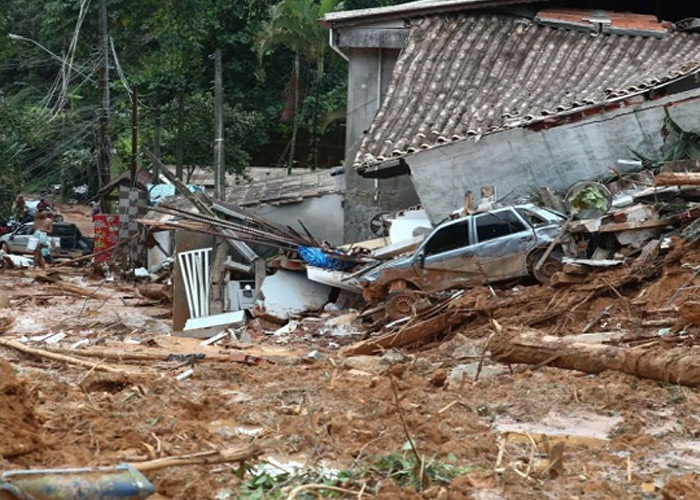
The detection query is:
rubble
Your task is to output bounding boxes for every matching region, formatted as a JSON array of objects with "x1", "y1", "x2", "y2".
[{"x1": 8, "y1": 160, "x2": 700, "y2": 499}]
